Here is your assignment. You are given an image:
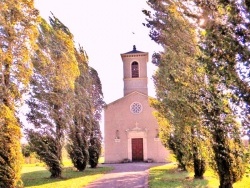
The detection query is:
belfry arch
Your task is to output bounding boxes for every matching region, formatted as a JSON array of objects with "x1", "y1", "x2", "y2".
[{"x1": 131, "y1": 61, "x2": 139, "y2": 78}]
